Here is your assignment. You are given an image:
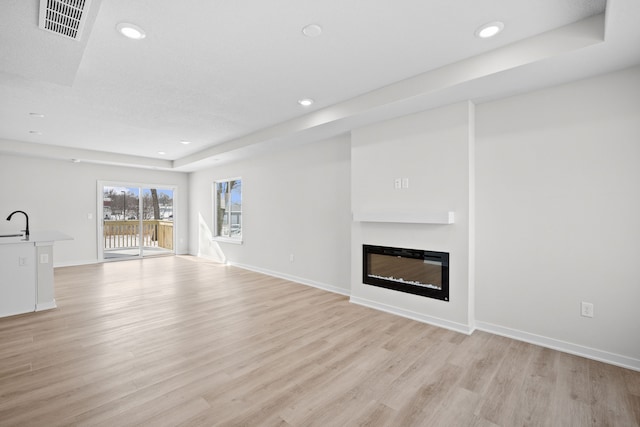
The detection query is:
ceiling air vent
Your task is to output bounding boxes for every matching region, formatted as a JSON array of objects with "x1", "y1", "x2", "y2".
[{"x1": 38, "y1": 0, "x2": 92, "y2": 41}]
